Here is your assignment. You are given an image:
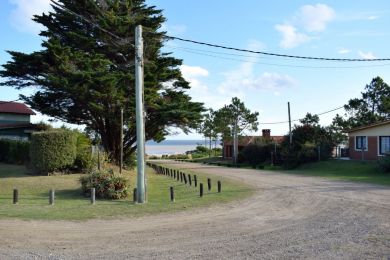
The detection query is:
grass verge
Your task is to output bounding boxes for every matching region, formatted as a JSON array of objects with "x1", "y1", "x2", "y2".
[
  {"x1": 286, "y1": 160, "x2": 390, "y2": 186},
  {"x1": 0, "y1": 163, "x2": 253, "y2": 221}
]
